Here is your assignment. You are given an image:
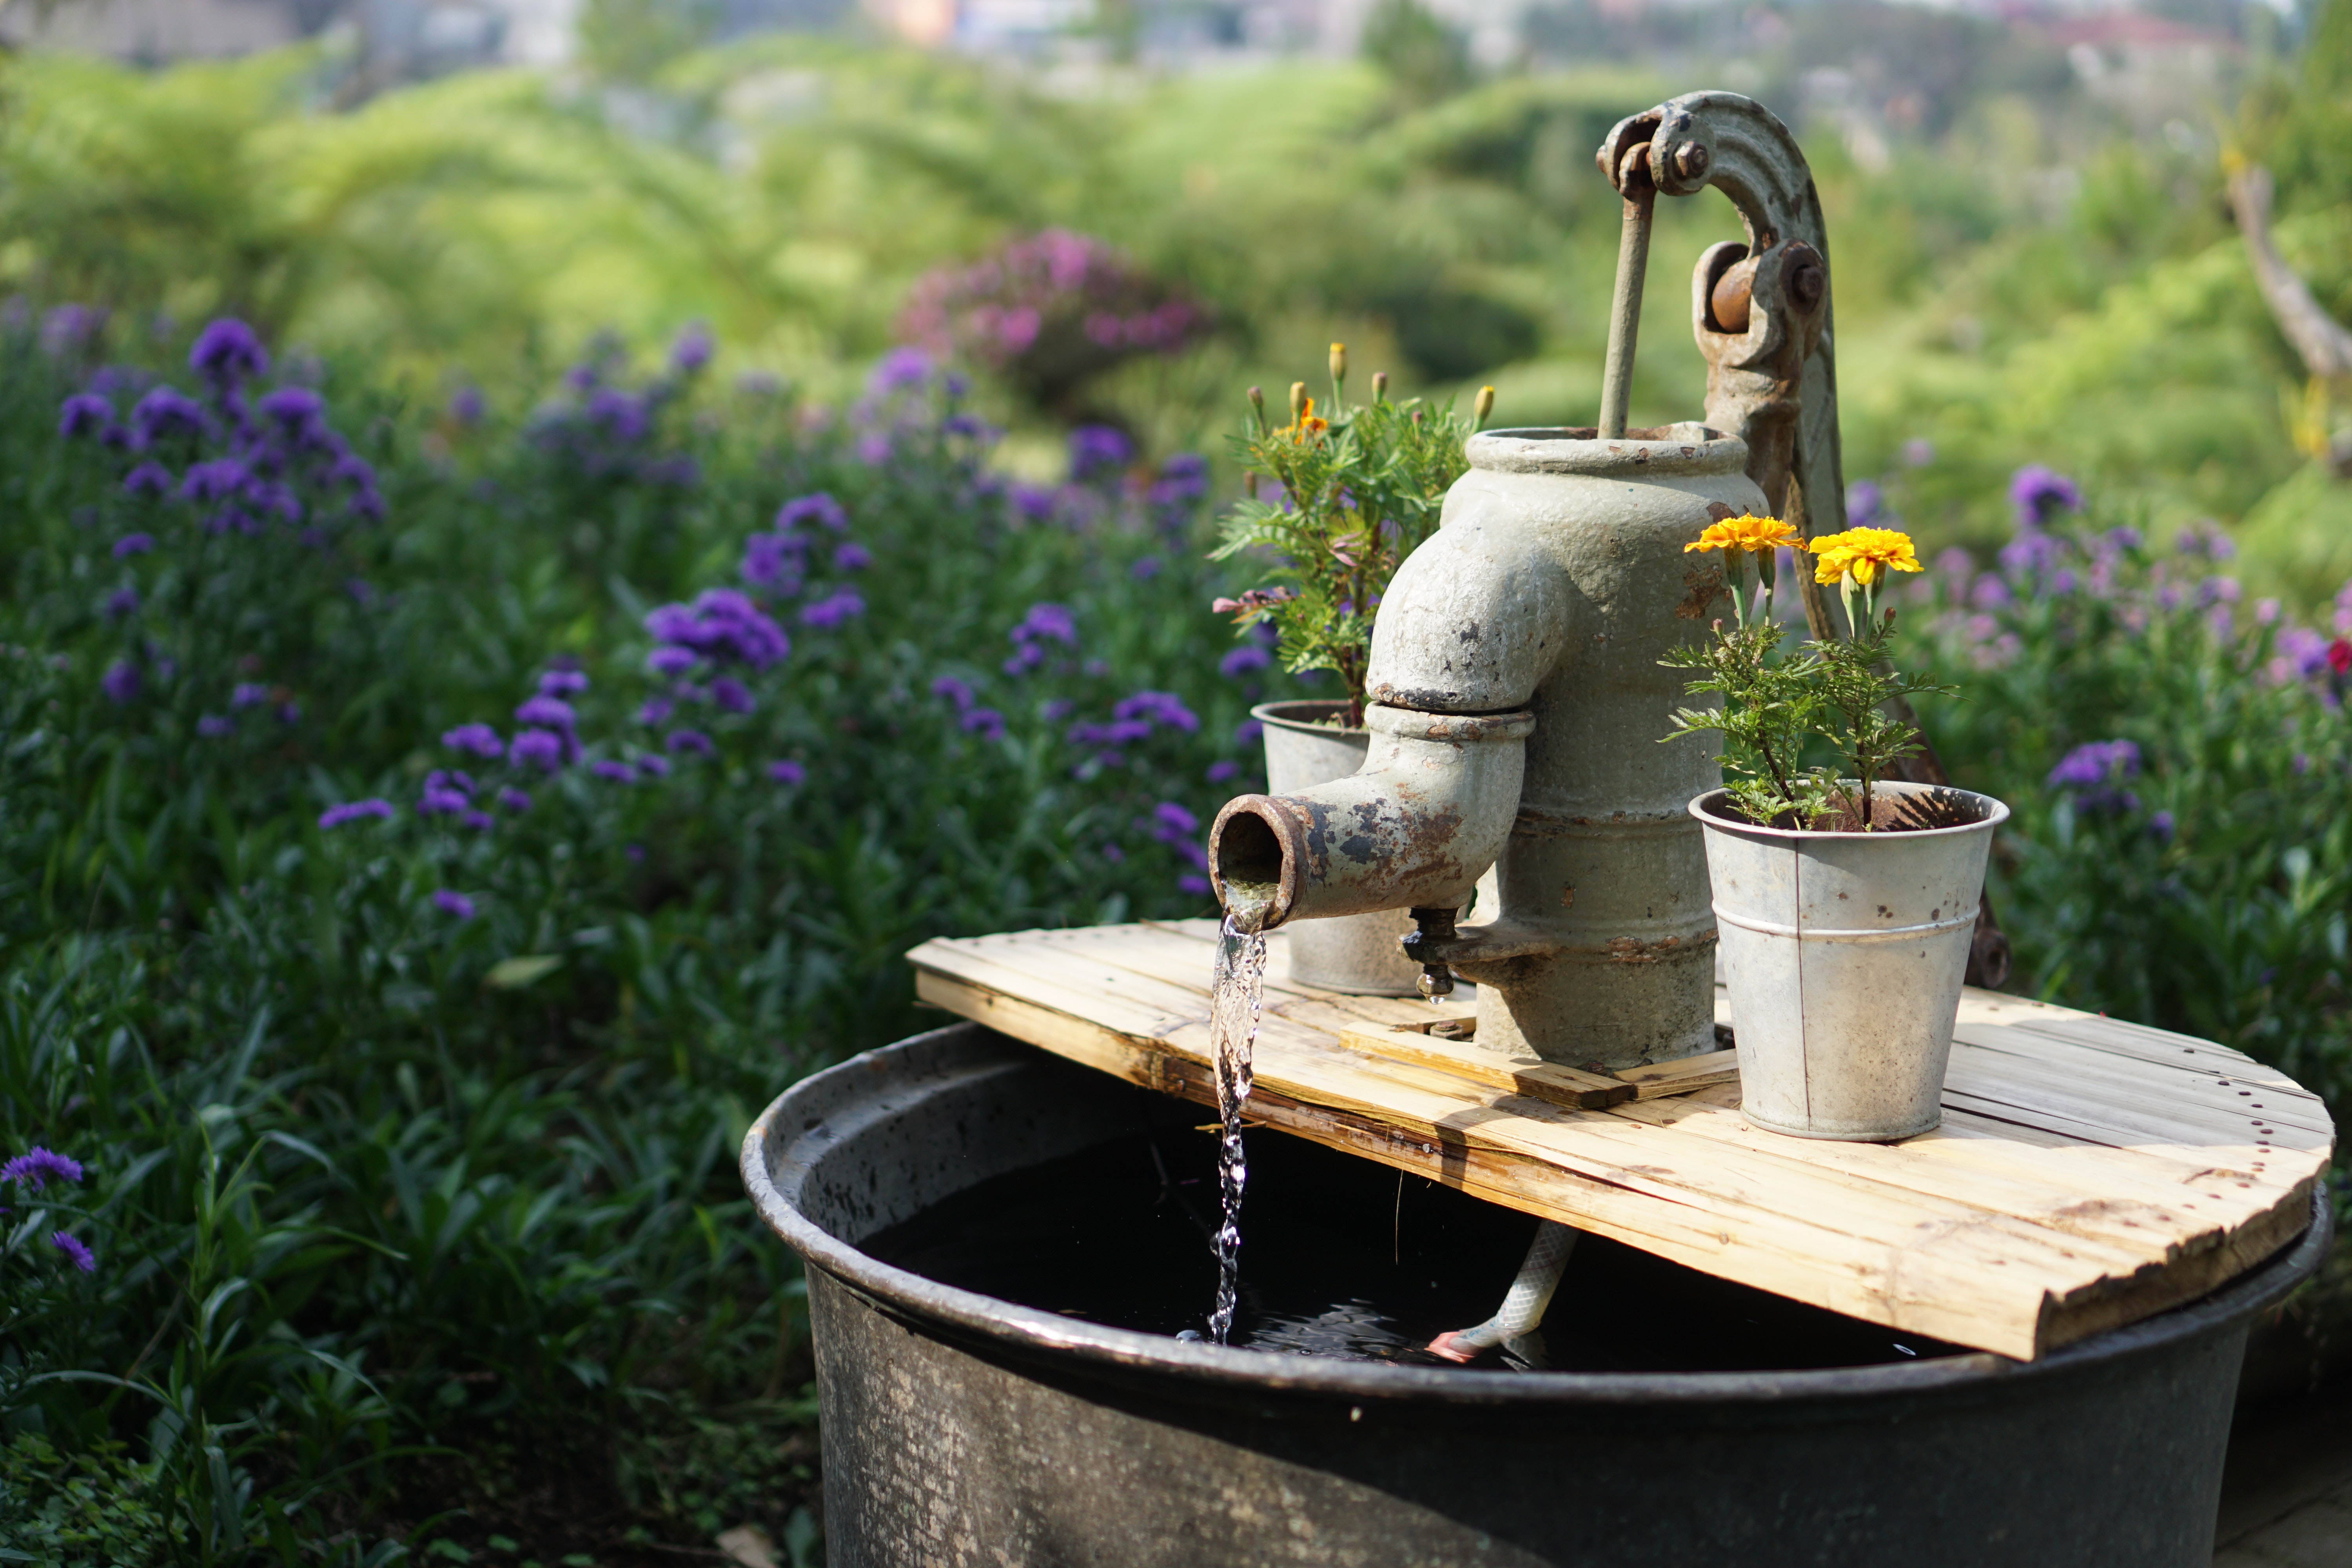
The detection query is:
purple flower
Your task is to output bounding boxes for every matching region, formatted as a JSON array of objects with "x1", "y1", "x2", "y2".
[
  {"x1": 122, "y1": 463, "x2": 172, "y2": 498},
  {"x1": 2048, "y1": 739, "x2": 2143, "y2": 813},
  {"x1": 777, "y1": 493, "x2": 850, "y2": 533},
  {"x1": 801, "y1": 588, "x2": 866, "y2": 629},
  {"x1": 111, "y1": 533, "x2": 154, "y2": 559},
  {"x1": 592, "y1": 759, "x2": 635, "y2": 783},
  {"x1": 1235, "y1": 719, "x2": 1263, "y2": 747},
  {"x1": 742, "y1": 533, "x2": 805, "y2": 591},
  {"x1": 58, "y1": 393, "x2": 113, "y2": 439},
  {"x1": 510, "y1": 728, "x2": 565, "y2": 771},
  {"x1": 2149, "y1": 810, "x2": 2176, "y2": 843},
  {"x1": 1009, "y1": 483, "x2": 1056, "y2": 523},
  {"x1": 104, "y1": 587, "x2": 138, "y2": 618},
  {"x1": 449, "y1": 387, "x2": 486, "y2": 426},
  {"x1": 2, "y1": 1147, "x2": 85, "y2": 1191},
  {"x1": 1207, "y1": 759, "x2": 1239, "y2": 782},
  {"x1": 1008, "y1": 604, "x2": 1077, "y2": 665},
  {"x1": 768, "y1": 759, "x2": 806, "y2": 786},
  {"x1": 418, "y1": 783, "x2": 471, "y2": 815},
  {"x1": 539, "y1": 670, "x2": 590, "y2": 696},
  {"x1": 666, "y1": 728, "x2": 715, "y2": 757},
  {"x1": 2008, "y1": 465, "x2": 2082, "y2": 526},
  {"x1": 1998, "y1": 527, "x2": 2063, "y2": 581},
  {"x1": 1069, "y1": 424, "x2": 1134, "y2": 481},
  {"x1": 1114, "y1": 691, "x2": 1199, "y2": 732},
  {"x1": 190, "y1": 318, "x2": 269, "y2": 387},
  {"x1": 670, "y1": 323, "x2": 714, "y2": 374},
  {"x1": 646, "y1": 645, "x2": 699, "y2": 678},
  {"x1": 643, "y1": 590, "x2": 790, "y2": 669},
  {"x1": 586, "y1": 387, "x2": 648, "y2": 443},
  {"x1": 1102, "y1": 842, "x2": 1126, "y2": 863},
  {"x1": 278, "y1": 700, "x2": 300, "y2": 725},
  {"x1": 180, "y1": 459, "x2": 250, "y2": 505},
  {"x1": 710, "y1": 676, "x2": 754, "y2": 714},
  {"x1": 131, "y1": 386, "x2": 207, "y2": 444},
  {"x1": 1845, "y1": 479, "x2": 1886, "y2": 528},
  {"x1": 318, "y1": 799, "x2": 395, "y2": 829},
  {"x1": 869, "y1": 346, "x2": 932, "y2": 393},
  {"x1": 834, "y1": 542, "x2": 872, "y2": 572},
  {"x1": 498, "y1": 787, "x2": 532, "y2": 812},
  {"x1": 637, "y1": 753, "x2": 672, "y2": 778},
  {"x1": 515, "y1": 694, "x2": 577, "y2": 731},
  {"x1": 1901, "y1": 438, "x2": 1935, "y2": 467},
  {"x1": 48, "y1": 1232, "x2": 95, "y2": 1273},
  {"x1": 961, "y1": 708, "x2": 1006, "y2": 741},
  {"x1": 637, "y1": 697, "x2": 674, "y2": 727},
  {"x1": 101, "y1": 661, "x2": 140, "y2": 705},
  {"x1": 1151, "y1": 801, "x2": 1200, "y2": 843},
  {"x1": 931, "y1": 675, "x2": 976, "y2": 711},
  {"x1": 443, "y1": 722, "x2": 505, "y2": 758},
  {"x1": 431, "y1": 889, "x2": 476, "y2": 920},
  {"x1": 255, "y1": 385, "x2": 324, "y2": 432},
  {"x1": 232, "y1": 682, "x2": 270, "y2": 709},
  {"x1": 1220, "y1": 645, "x2": 1271, "y2": 678},
  {"x1": 1178, "y1": 874, "x2": 1212, "y2": 897},
  {"x1": 197, "y1": 714, "x2": 233, "y2": 737},
  {"x1": 2048, "y1": 739, "x2": 2140, "y2": 788}
]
